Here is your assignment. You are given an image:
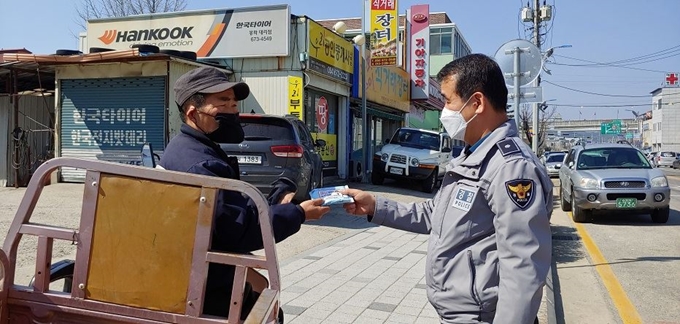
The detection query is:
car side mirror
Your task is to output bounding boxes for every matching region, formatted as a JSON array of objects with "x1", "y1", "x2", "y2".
[
  {"x1": 568, "y1": 161, "x2": 575, "y2": 168},
  {"x1": 384, "y1": 138, "x2": 390, "y2": 144},
  {"x1": 441, "y1": 147, "x2": 452, "y2": 153},
  {"x1": 315, "y1": 139, "x2": 326, "y2": 147}
]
